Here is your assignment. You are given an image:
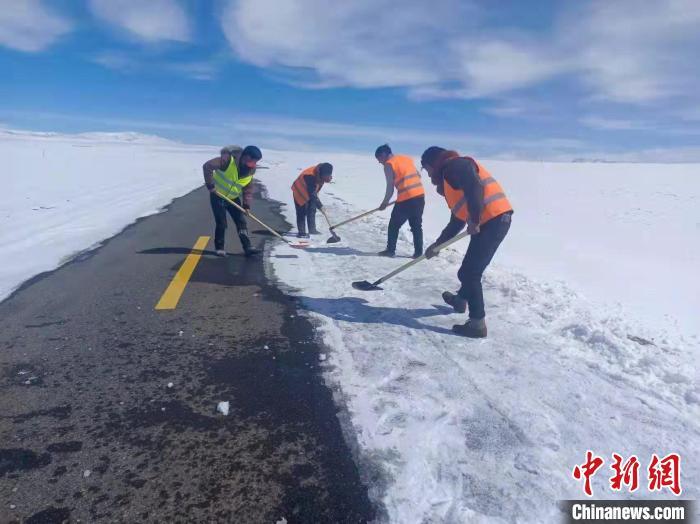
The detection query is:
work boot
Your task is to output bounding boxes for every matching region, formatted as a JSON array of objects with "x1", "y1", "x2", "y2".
[
  {"x1": 244, "y1": 247, "x2": 261, "y2": 257},
  {"x1": 377, "y1": 249, "x2": 395, "y2": 257},
  {"x1": 215, "y1": 249, "x2": 226, "y2": 257},
  {"x1": 297, "y1": 232, "x2": 310, "y2": 239},
  {"x1": 412, "y1": 229, "x2": 423, "y2": 259},
  {"x1": 309, "y1": 229, "x2": 321, "y2": 235},
  {"x1": 442, "y1": 291, "x2": 467, "y2": 313},
  {"x1": 452, "y1": 318, "x2": 487, "y2": 338}
]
